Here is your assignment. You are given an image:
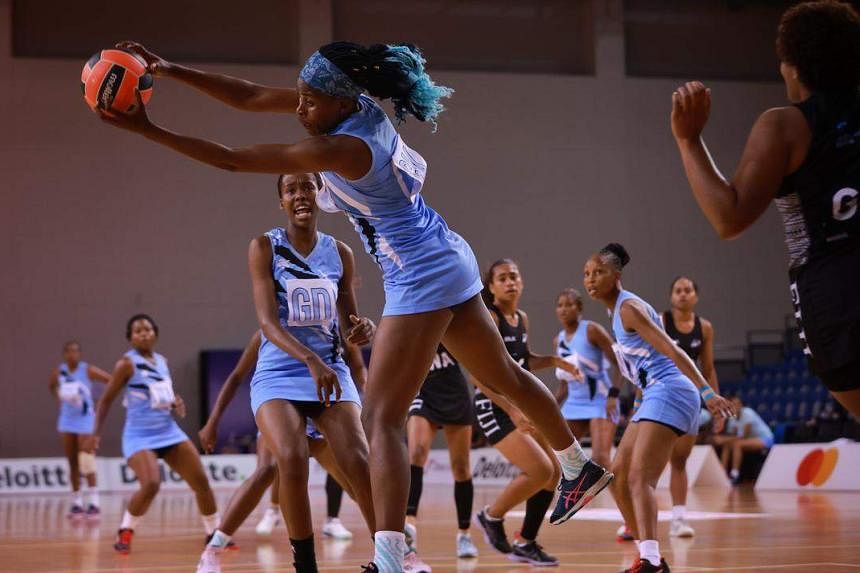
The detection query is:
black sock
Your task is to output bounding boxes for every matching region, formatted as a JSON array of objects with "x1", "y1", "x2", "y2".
[
  {"x1": 406, "y1": 464, "x2": 424, "y2": 517},
  {"x1": 325, "y1": 474, "x2": 344, "y2": 519},
  {"x1": 520, "y1": 489, "x2": 554, "y2": 542},
  {"x1": 290, "y1": 535, "x2": 317, "y2": 572},
  {"x1": 454, "y1": 479, "x2": 474, "y2": 530}
]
